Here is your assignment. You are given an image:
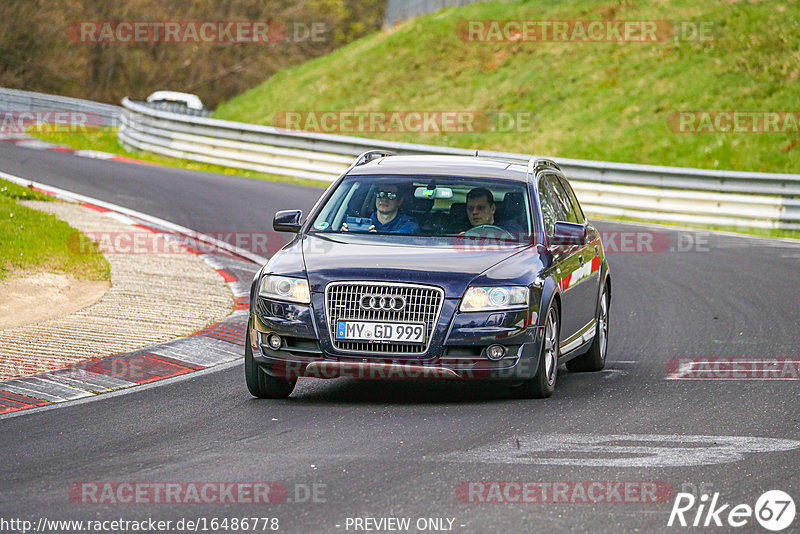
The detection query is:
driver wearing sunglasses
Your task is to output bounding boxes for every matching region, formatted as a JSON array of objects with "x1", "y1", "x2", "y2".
[{"x1": 341, "y1": 184, "x2": 420, "y2": 234}]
